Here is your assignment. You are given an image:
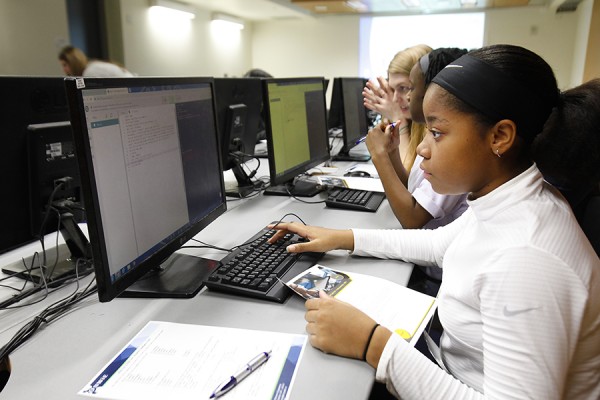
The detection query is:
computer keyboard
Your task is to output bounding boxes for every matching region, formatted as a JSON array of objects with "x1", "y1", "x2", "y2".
[
  {"x1": 325, "y1": 187, "x2": 385, "y2": 212},
  {"x1": 203, "y1": 226, "x2": 323, "y2": 303}
]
